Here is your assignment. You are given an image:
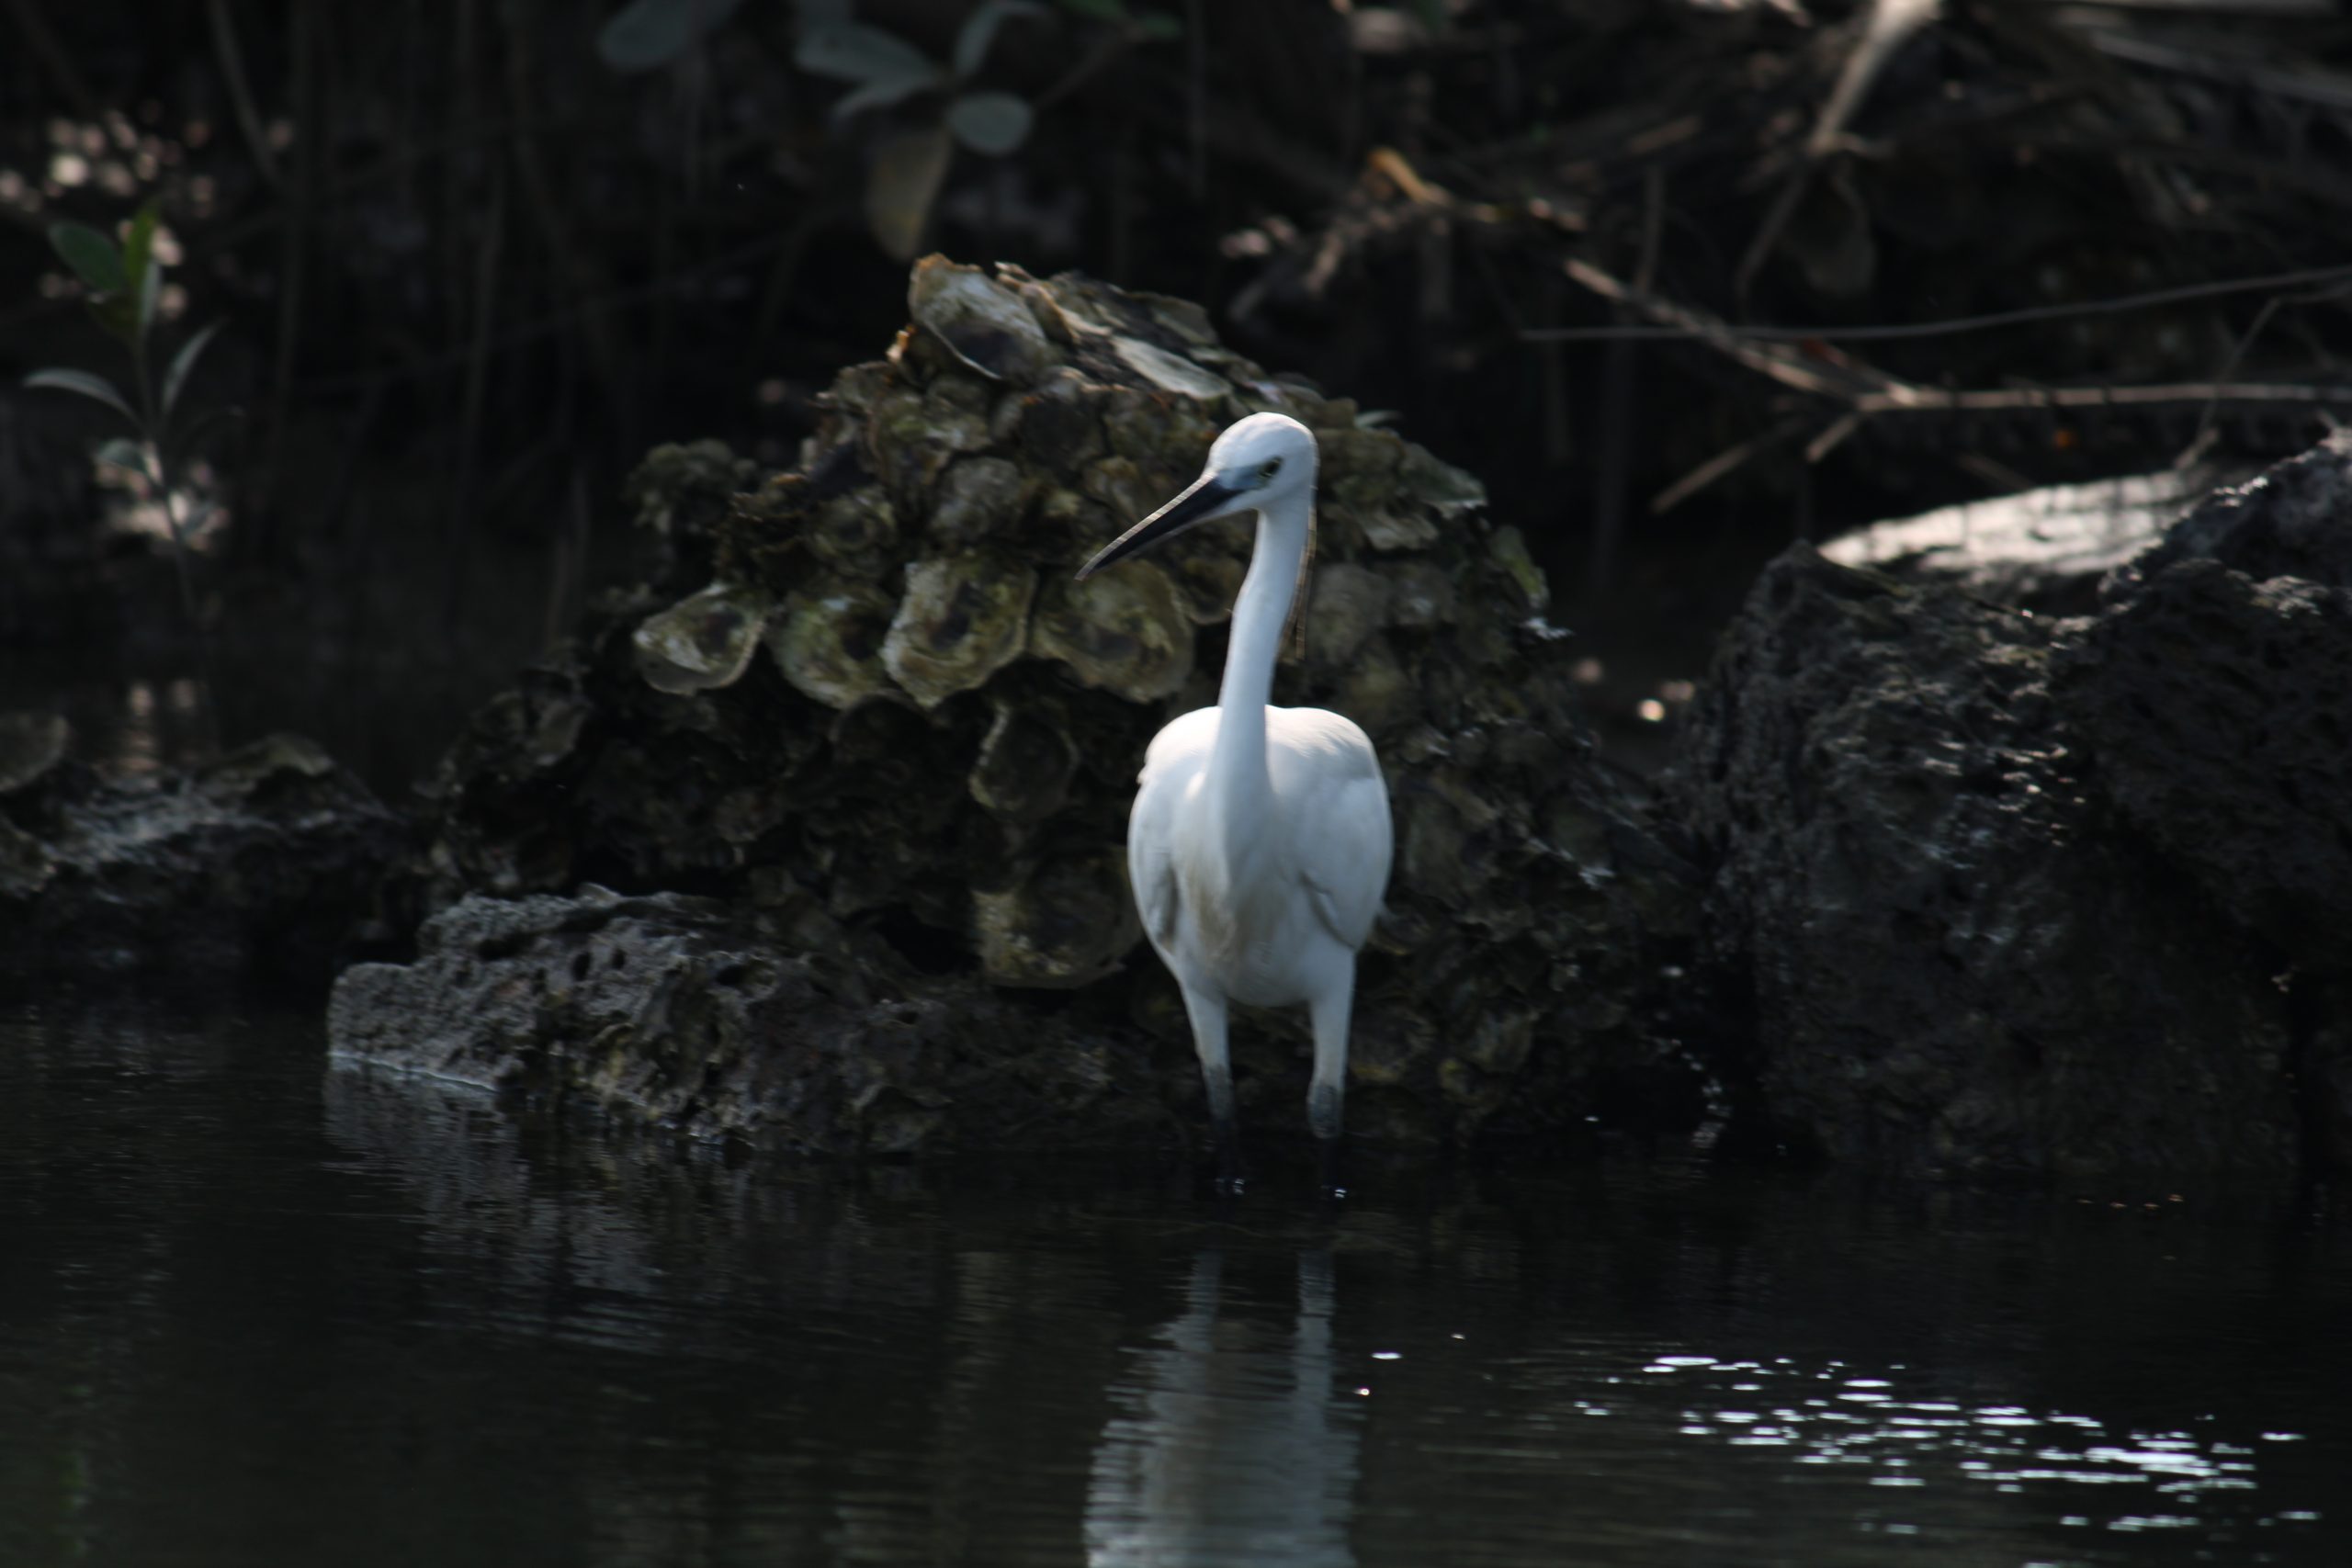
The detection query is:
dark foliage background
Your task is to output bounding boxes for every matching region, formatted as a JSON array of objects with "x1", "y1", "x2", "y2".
[{"x1": 7, "y1": 0, "x2": 2352, "y2": 780}]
